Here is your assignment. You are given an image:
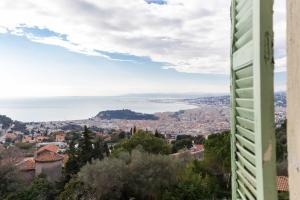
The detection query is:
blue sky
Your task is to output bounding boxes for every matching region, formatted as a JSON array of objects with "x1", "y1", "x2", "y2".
[{"x1": 0, "y1": 0, "x2": 286, "y2": 98}]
